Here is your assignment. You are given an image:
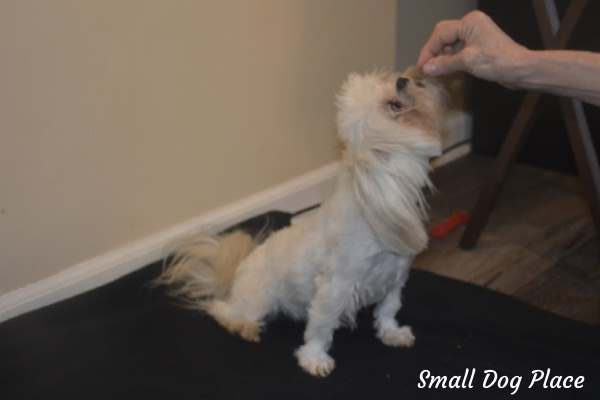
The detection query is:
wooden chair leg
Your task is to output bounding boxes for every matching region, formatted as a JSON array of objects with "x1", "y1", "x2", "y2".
[
  {"x1": 460, "y1": 93, "x2": 541, "y2": 249},
  {"x1": 559, "y1": 98, "x2": 600, "y2": 231}
]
